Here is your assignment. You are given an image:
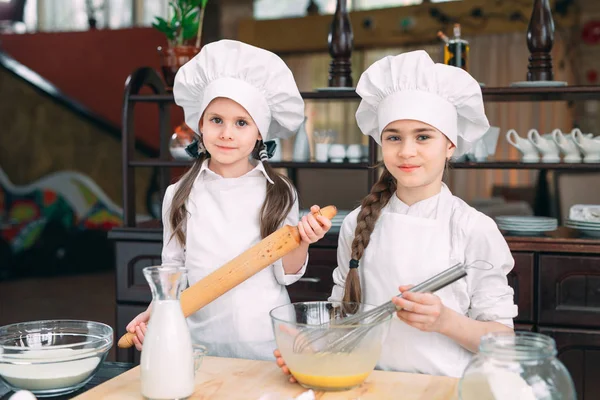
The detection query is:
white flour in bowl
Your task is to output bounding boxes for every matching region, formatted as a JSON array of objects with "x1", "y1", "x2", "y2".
[{"x1": 0, "y1": 348, "x2": 100, "y2": 391}]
